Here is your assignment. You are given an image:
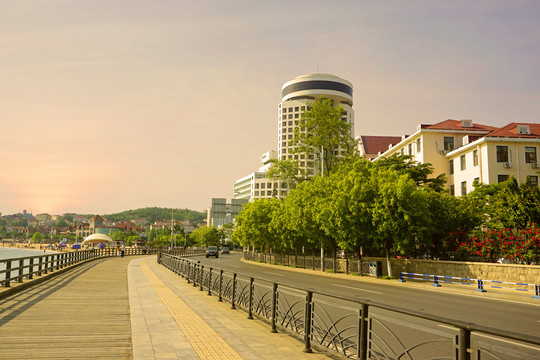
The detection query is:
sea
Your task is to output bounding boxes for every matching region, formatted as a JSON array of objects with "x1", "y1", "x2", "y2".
[
  {"x1": 0, "y1": 247, "x2": 57, "y2": 261},
  {"x1": 0, "y1": 247, "x2": 59, "y2": 282}
]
